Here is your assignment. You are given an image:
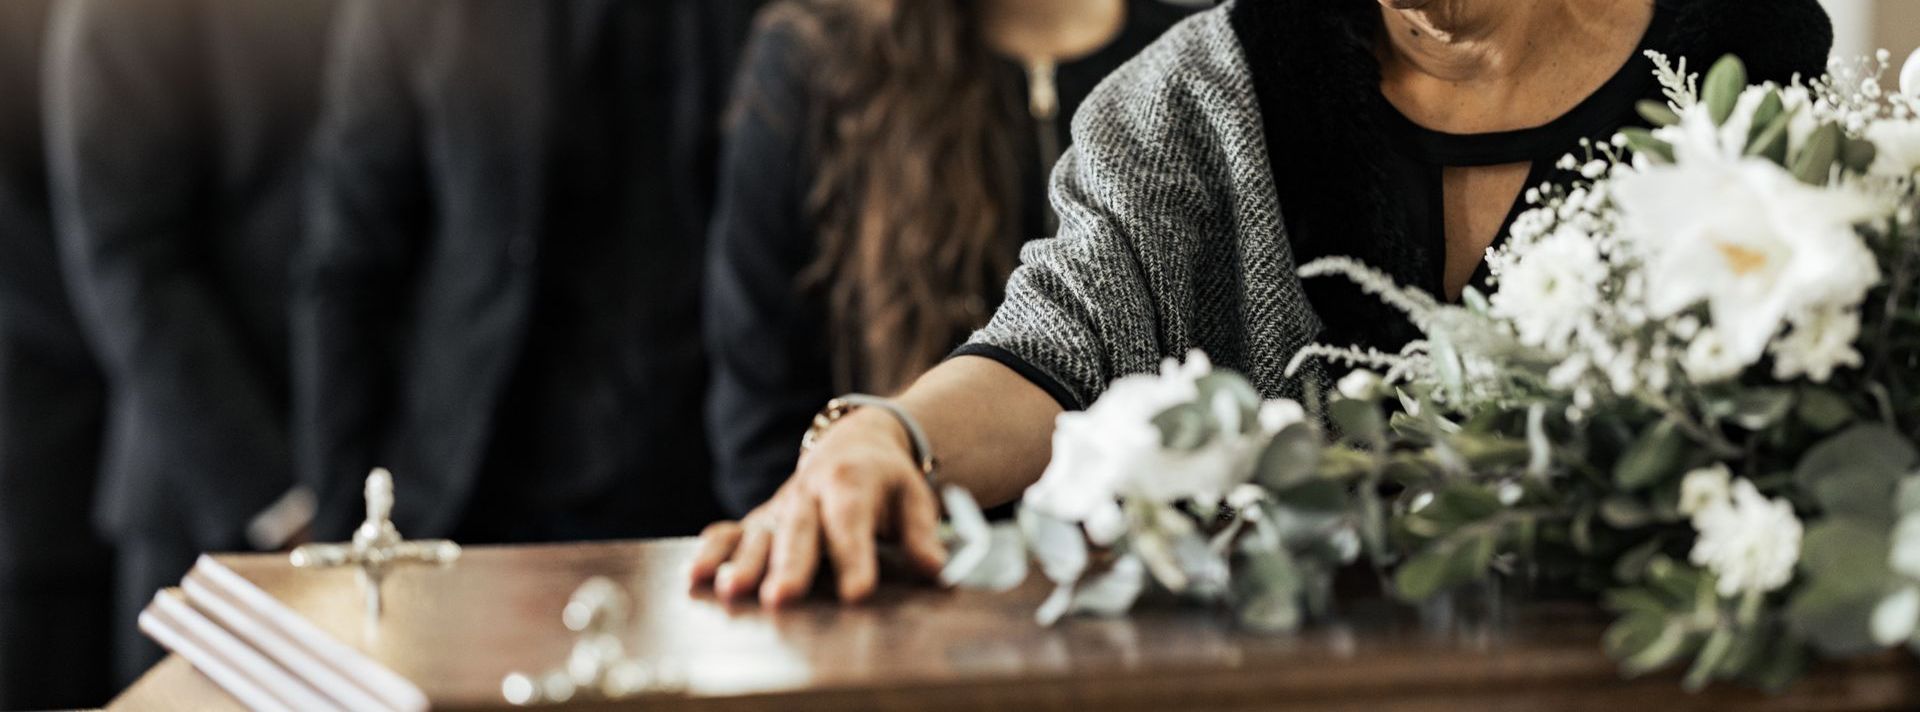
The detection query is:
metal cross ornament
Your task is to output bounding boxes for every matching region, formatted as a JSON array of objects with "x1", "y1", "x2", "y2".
[
  {"x1": 500, "y1": 577, "x2": 682, "y2": 706},
  {"x1": 289, "y1": 468, "x2": 460, "y2": 626}
]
